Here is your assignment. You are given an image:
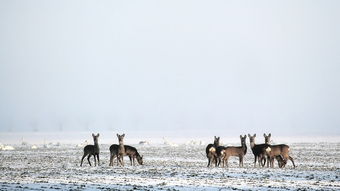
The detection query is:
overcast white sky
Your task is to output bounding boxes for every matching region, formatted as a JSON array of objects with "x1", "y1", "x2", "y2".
[{"x1": 0, "y1": 0, "x2": 339, "y2": 136}]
